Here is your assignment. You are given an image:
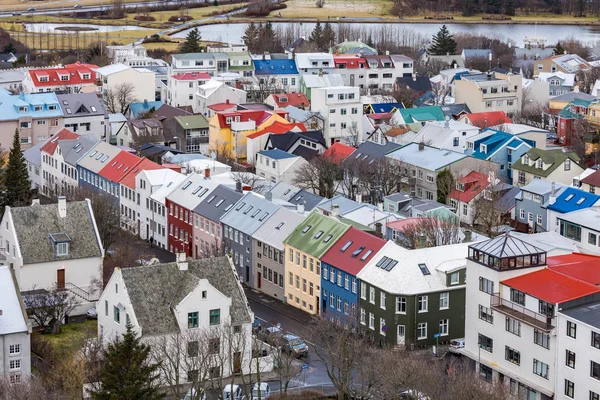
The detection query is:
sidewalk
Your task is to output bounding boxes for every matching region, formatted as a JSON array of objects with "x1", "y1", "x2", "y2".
[{"x1": 244, "y1": 287, "x2": 314, "y2": 325}]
